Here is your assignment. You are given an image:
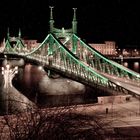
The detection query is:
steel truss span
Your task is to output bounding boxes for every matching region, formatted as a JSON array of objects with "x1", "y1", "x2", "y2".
[{"x1": 2, "y1": 33, "x2": 140, "y2": 96}]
